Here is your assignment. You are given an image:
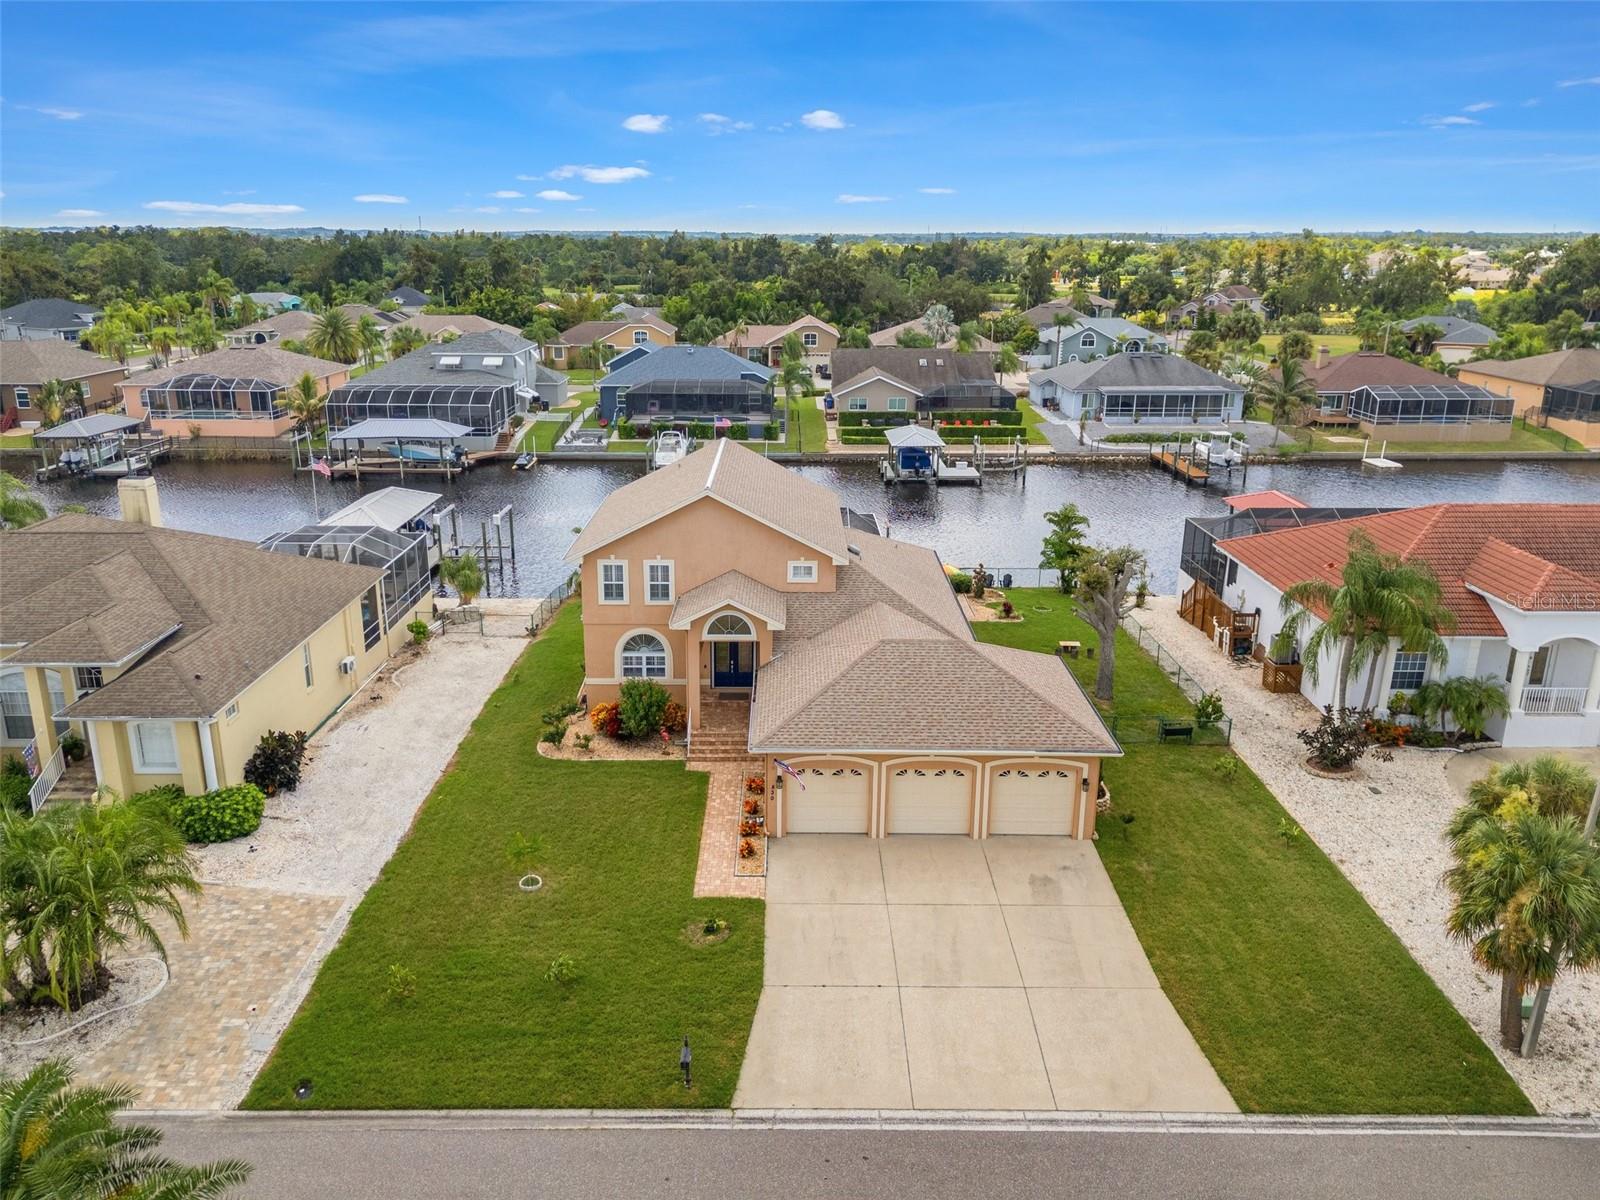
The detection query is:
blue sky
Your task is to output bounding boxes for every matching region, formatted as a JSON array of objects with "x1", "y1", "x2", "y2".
[{"x1": 2, "y1": 1, "x2": 1598, "y2": 234}]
